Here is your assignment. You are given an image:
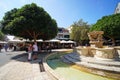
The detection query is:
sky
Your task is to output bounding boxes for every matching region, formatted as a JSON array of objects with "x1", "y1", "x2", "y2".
[{"x1": 0, "y1": 0, "x2": 120, "y2": 28}]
